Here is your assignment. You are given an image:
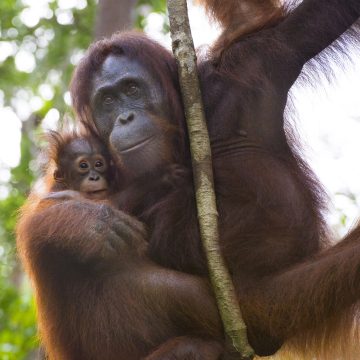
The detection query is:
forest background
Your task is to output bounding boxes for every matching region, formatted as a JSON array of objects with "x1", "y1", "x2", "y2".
[{"x1": 0, "y1": 1, "x2": 359, "y2": 359}]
